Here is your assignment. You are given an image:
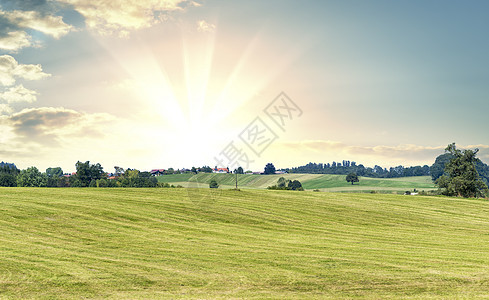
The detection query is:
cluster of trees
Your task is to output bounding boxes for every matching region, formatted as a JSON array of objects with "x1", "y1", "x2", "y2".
[
  {"x1": 431, "y1": 150, "x2": 489, "y2": 186},
  {"x1": 0, "y1": 161, "x2": 166, "y2": 188},
  {"x1": 71, "y1": 162, "x2": 164, "y2": 188},
  {"x1": 434, "y1": 144, "x2": 488, "y2": 198},
  {"x1": 0, "y1": 164, "x2": 19, "y2": 187},
  {"x1": 268, "y1": 177, "x2": 303, "y2": 191},
  {"x1": 286, "y1": 161, "x2": 430, "y2": 178},
  {"x1": 264, "y1": 163, "x2": 276, "y2": 175},
  {"x1": 190, "y1": 166, "x2": 213, "y2": 173}
]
